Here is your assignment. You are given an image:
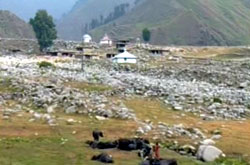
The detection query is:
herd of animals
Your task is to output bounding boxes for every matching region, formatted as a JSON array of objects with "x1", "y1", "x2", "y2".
[{"x1": 88, "y1": 130, "x2": 178, "y2": 165}]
